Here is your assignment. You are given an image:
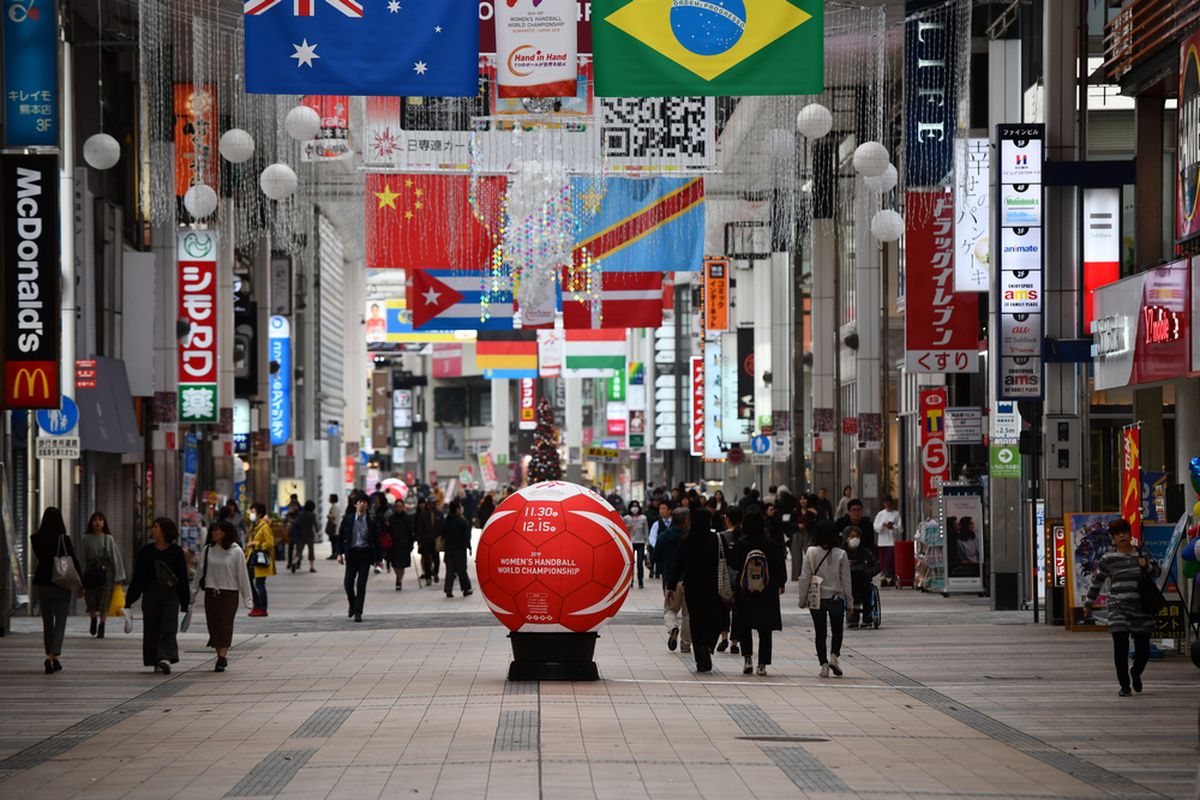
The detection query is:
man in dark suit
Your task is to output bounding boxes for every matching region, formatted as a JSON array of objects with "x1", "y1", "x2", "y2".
[{"x1": 337, "y1": 494, "x2": 382, "y2": 622}]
